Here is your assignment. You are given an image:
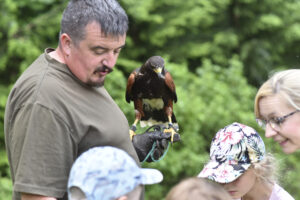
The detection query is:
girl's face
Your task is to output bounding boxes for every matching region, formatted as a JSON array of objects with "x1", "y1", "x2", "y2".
[
  {"x1": 259, "y1": 94, "x2": 300, "y2": 154},
  {"x1": 222, "y1": 168, "x2": 256, "y2": 199}
]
